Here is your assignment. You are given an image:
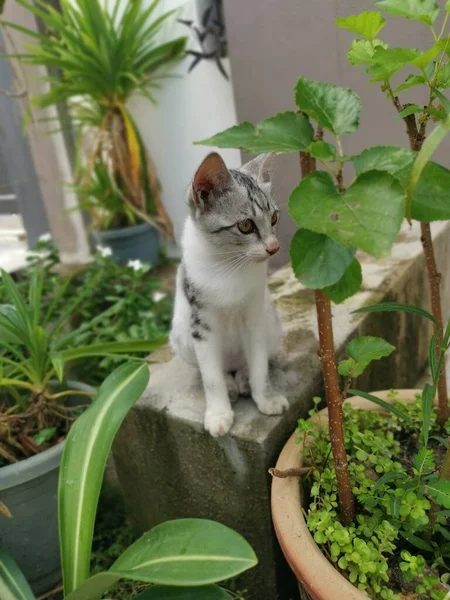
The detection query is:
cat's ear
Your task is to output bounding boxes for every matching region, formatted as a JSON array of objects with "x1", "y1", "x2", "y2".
[
  {"x1": 191, "y1": 152, "x2": 231, "y2": 212},
  {"x1": 241, "y1": 153, "x2": 275, "y2": 184}
]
